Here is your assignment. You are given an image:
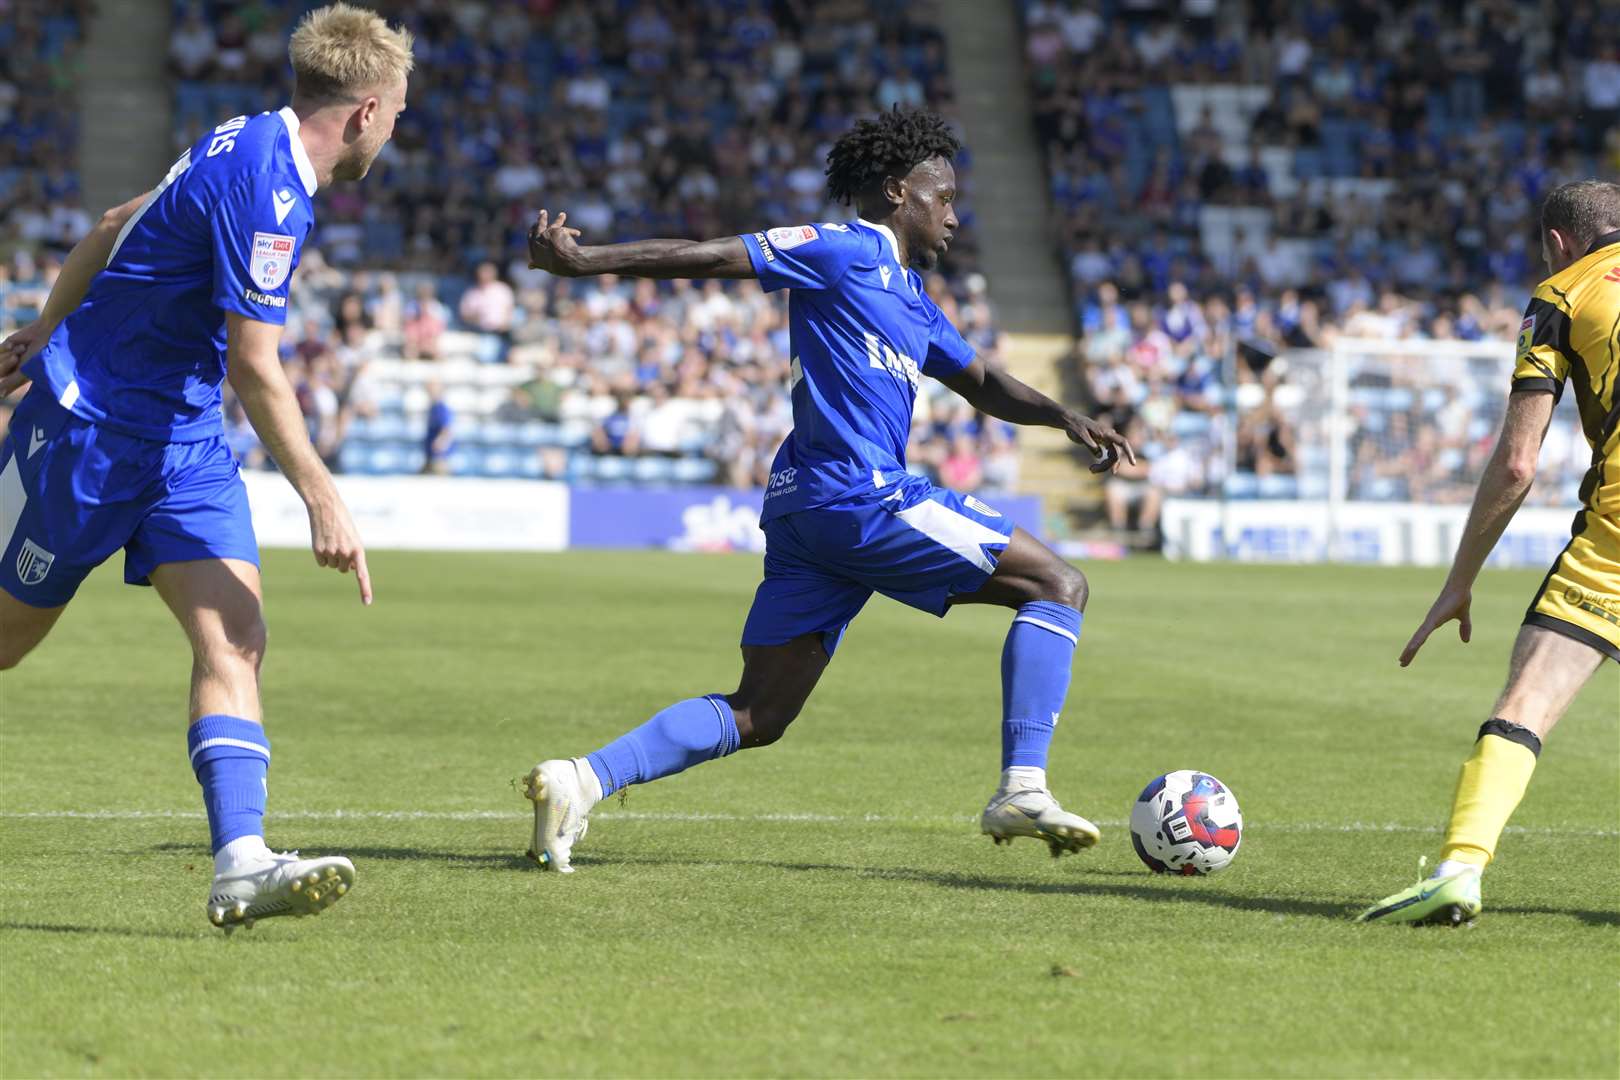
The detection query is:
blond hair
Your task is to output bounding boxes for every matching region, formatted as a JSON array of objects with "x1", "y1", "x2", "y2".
[{"x1": 288, "y1": 3, "x2": 414, "y2": 105}]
